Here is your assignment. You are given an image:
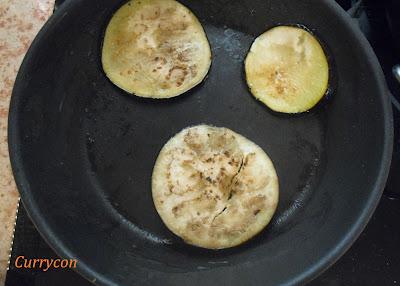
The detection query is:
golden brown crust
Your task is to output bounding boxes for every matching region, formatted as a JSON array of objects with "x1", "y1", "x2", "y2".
[{"x1": 152, "y1": 125, "x2": 279, "y2": 249}]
